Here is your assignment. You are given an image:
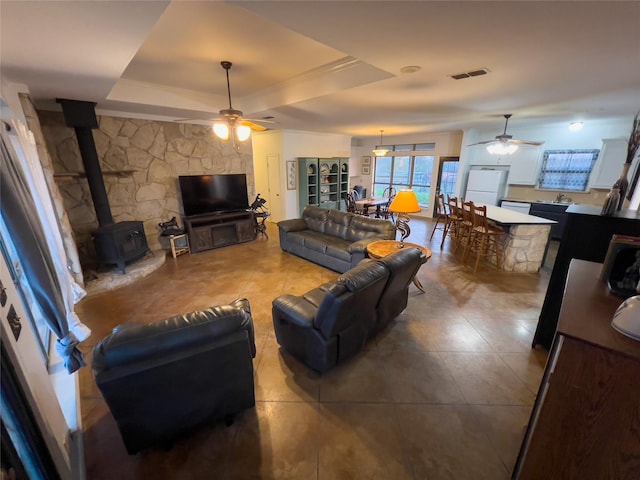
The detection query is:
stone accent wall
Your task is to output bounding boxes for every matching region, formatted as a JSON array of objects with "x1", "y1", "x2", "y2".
[
  {"x1": 38, "y1": 111, "x2": 255, "y2": 268},
  {"x1": 19, "y1": 94, "x2": 85, "y2": 285}
]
